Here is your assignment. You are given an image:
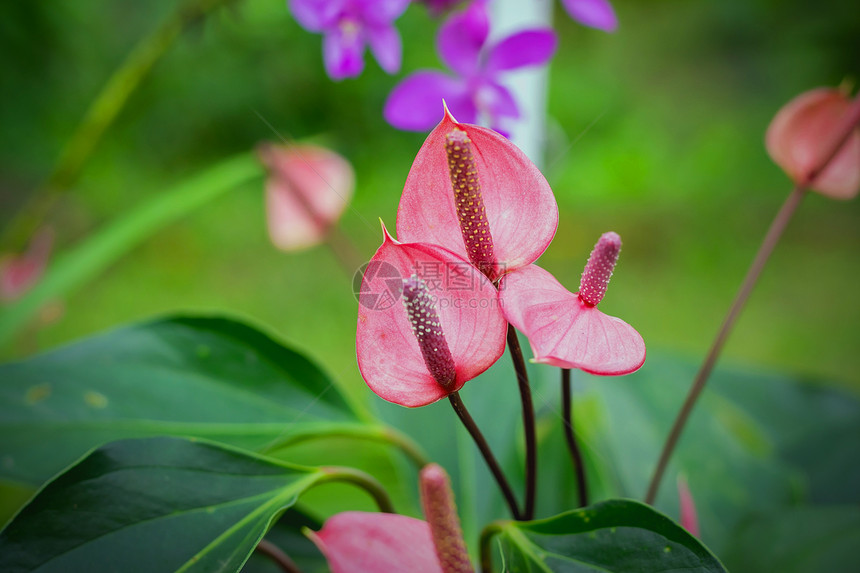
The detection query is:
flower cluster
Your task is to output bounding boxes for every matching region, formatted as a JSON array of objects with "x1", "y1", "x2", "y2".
[
  {"x1": 286, "y1": 0, "x2": 619, "y2": 133},
  {"x1": 356, "y1": 105, "x2": 645, "y2": 408}
]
